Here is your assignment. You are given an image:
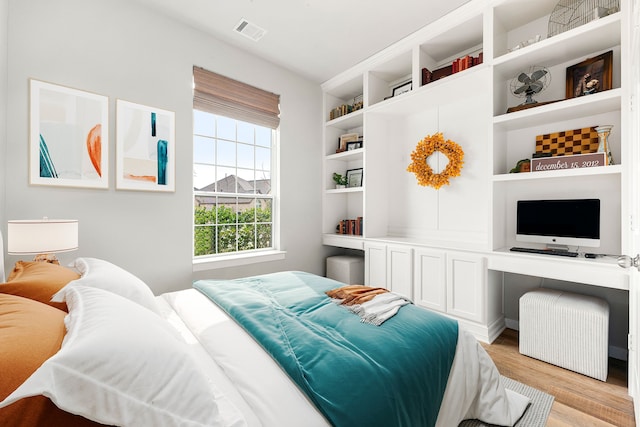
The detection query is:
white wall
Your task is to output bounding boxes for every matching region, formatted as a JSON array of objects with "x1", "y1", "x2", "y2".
[
  {"x1": 0, "y1": 0, "x2": 7, "y2": 231},
  {"x1": 4, "y1": 0, "x2": 328, "y2": 294}
]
